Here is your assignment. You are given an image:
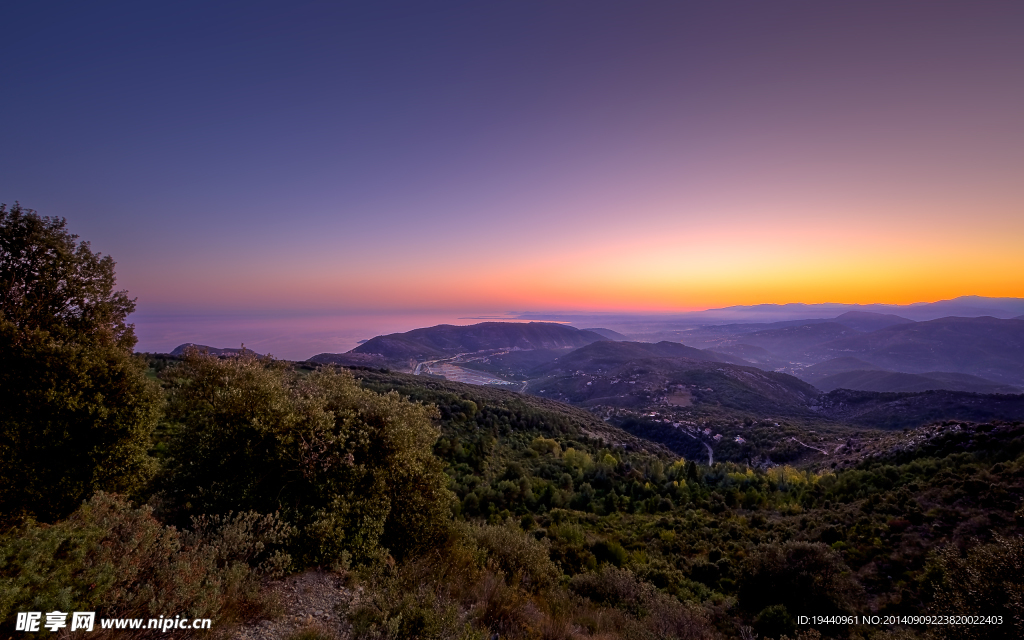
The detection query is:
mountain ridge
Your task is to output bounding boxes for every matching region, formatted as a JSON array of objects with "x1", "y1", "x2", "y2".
[
  {"x1": 814, "y1": 316, "x2": 1024, "y2": 385},
  {"x1": 813, "y1": 369, "x2": 1021, "y2": 394}
]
